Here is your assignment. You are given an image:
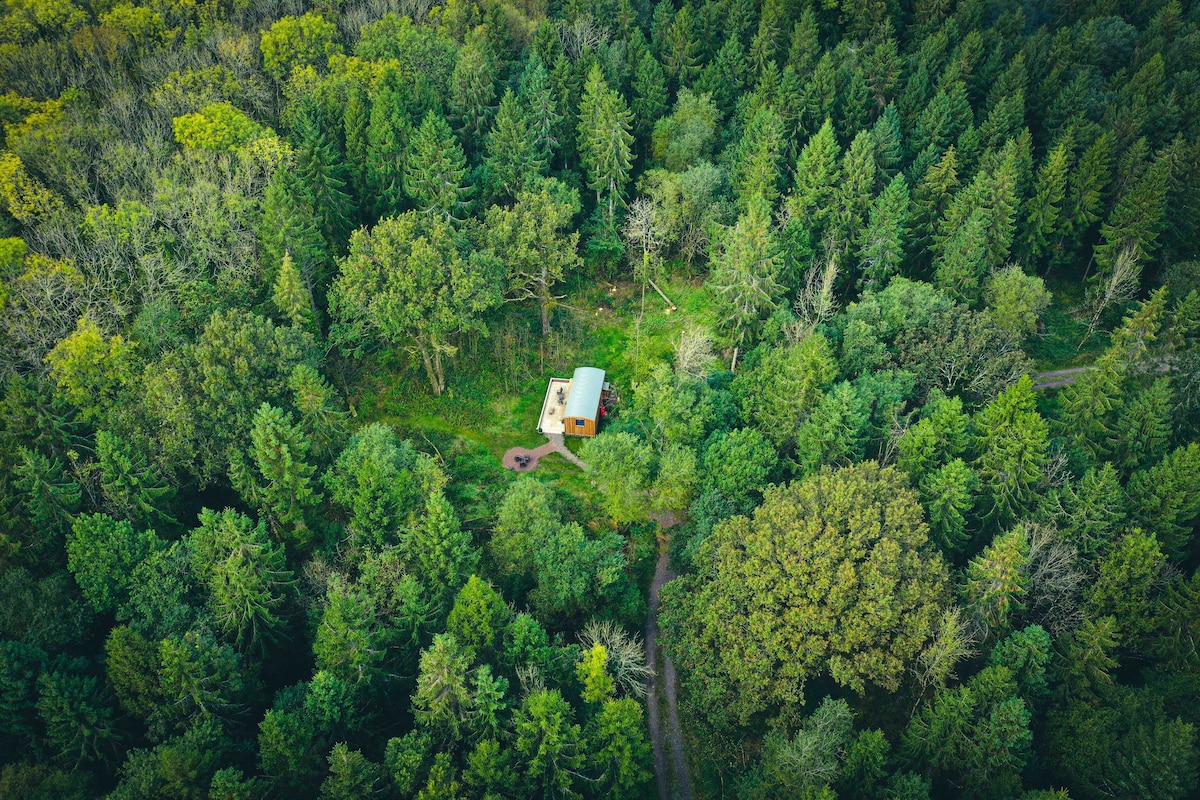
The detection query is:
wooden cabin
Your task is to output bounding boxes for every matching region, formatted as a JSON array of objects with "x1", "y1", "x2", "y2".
[{"x1": 537, "y1": 367, "x2": 611, "y2": 438}]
